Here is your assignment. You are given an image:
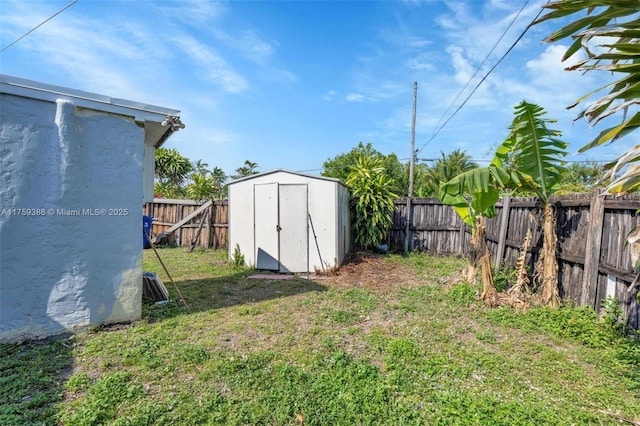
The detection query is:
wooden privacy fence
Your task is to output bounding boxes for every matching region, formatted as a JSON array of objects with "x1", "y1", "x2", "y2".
[
  {"x1": 145, "y1": 192, "x2": 639, "y2": 326},
  {"x1": 143, "y1": 198, "x2": 228, "y2": 249},
  {"x1": 389, "y1": 191, "x2": 640, "y2": 326}
]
